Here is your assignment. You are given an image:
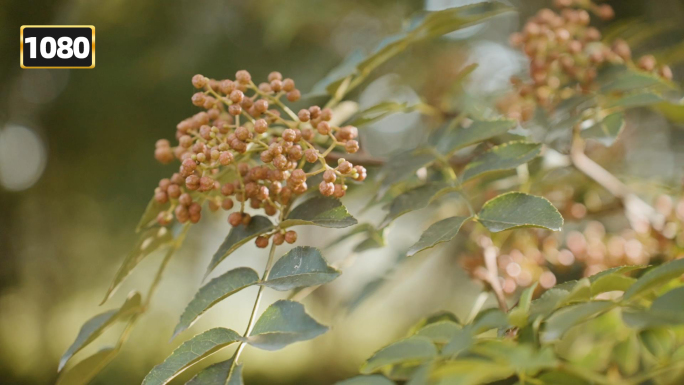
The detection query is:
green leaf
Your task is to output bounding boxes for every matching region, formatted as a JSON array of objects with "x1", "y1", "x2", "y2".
[
  {"x1": 379, "y1": 148, "x2": 437, "y2": 190},
  {"x1": 59, "y1": 292, "x2": 141, "y2": 371},
  {"x1": 437, "y1": 118, "x2": 517, "y2": 155},
  {"x1": 361, "y1": 336, "x2": 437, "y2": 374},
  {"x1": 381, "y1": 183, "x2": 455, "y2": 228},
  {"x1": 529, "y1": 288, "x2": 571, "y2": 320},
  {"x1": 441, "y1": 328, "x2": 474, "y2": 356},
  {"x1": 471, "y1": 308, "x2": 509, "y2": 334},
  {"x1": 414, "y1": 321, "x2": 462, "y2": 344},
  {"x1": 335, "y1": 375, "x2": 395, "y2": 385},
  {"x1": 624, "y1": 259, "x2": 684, "y2": 300},
  {"x1": 102, "y1": 227, "x2": 174, "y2": 304},
  {"x1": 136, "y1": 198, "x2": 170, "y2": 232},
  {"x1": 613, "y1": 335, "x2": 640, "y2": 376},
  {"x1": 142, "y1": 328, "x2": 242, "y2": 385},
  {"x1": 651, "y1": 286, "x2": 684, "y2": 314},
  {"x1": 407, "y1": 216, "x2": 471, "y2": 257},
  {"x1": 281, "y1": 197, "x2": 357, "y2": 228},
  {"x1": 205, "y1": 216, "x2": 274, "y2": 276},
  {"x1": 349, "y1": 101, "x2": 417, "y2": 127},
  {"x1": 430, "y1": 359, "x2": 515, "y2": 385},
  {"x1": 247, "y1": 300, "x2": 328, "y2": 350},
  {"x1": 581, "y1": 113, "x2": 625, "y2": 147},
  {"x1": 472, "y1": 341, "x2": 558, "y2": 376},
  {"x1": 590, "y1": 274, "x2": 636, "y2": 296},
  {"x1": 186, "y1": 359, "x2": 243, "y2": 385},
  {"x1": 607, "y1": 92, "x2": 665, "y2": 108},
  {"x1": 535, "y1": 370, "x2": 590, "y2": 385},
  {"x1": 309, "y1": 49, "x2": 365, "y2": 96},
  {"x1": 477, "y1": 192, "x2": 563, "y2": 232},
  {"x1": 541, "y1": 301, "x2": 614, "y2": 342},
  {"x1": 56, "y1": 347, "x2": 118, "y2": 385},
  {"x1": 601, "y1": 70, "x2": 668, "y2": 93},
  {"x1": 560, "y1": 278, "x2": 591, "y2": 306},
  {"x1": 640, "y1": 329, "x2": 675, "y2": 359},
  {"x1": 508, "y1": 283, "x2": 538, "y2": 328},
  {"x1": 262, "y1": 246, "x2": 340, "y2": 291},
  {"x1": 173, "y1": 268, "x2": 260, "y2": 339},
  {"x1": 462, "y1": 142, "x2": 541, "y2": 182}
]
